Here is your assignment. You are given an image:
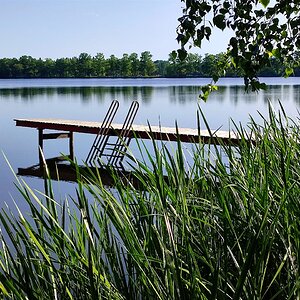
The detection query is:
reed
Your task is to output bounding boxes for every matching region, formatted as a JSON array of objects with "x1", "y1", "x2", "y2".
[{"x1": 0, "y1": 106, "x2": 300, "y2": 299}]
